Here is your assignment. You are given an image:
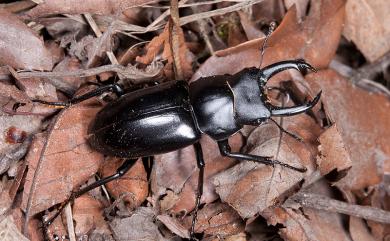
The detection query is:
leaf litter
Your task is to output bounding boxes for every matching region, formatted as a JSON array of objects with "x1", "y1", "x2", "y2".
[{"x1": 0, "y1": 0, "x2": 390, "y2": 240}]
